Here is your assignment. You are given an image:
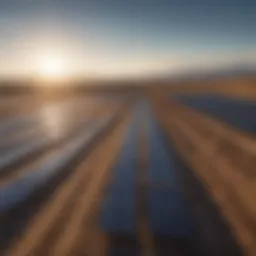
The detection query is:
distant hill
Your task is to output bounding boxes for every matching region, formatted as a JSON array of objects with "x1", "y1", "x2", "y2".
[{"x1": 166, "y1": 65, "x2": 256, "y2": 82}]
